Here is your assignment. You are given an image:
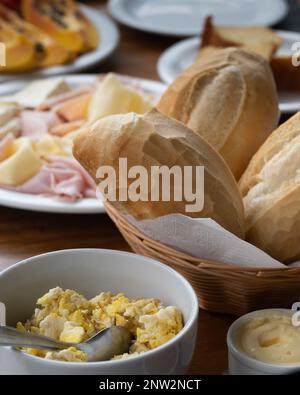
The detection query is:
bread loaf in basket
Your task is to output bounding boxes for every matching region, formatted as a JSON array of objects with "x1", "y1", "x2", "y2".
[{"x1": 74, "y1": 109, "x2": 300, "y2": 315}]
